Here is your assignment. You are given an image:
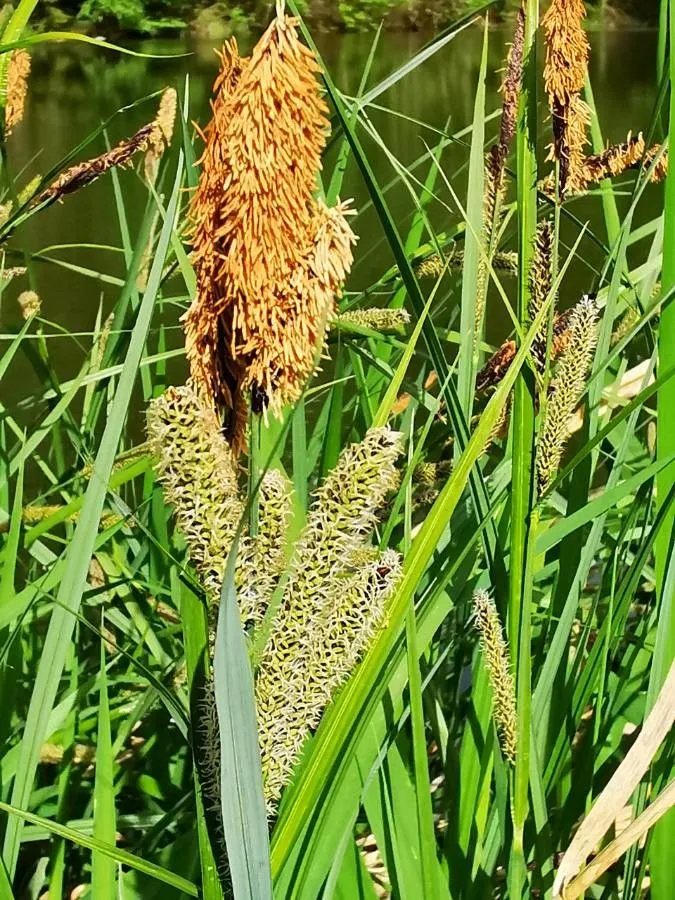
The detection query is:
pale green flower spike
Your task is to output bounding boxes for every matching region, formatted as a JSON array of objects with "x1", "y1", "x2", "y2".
[
  {"x1": 473, "y1": 589, "x2": 517, "y2": 764},
  {"x1": 536, "y1": 295, "x2": 599, "y2": 494},
  {"x1": 237, "y1": 469, "x2": 293, "y2": 628},
  {"x1": 148, "y1": 387, "x2": 404, "y2": 817},
  {"x1": 256, "y1": 427, "x2": 403, "y2": 813},
  {"x1": 146, "y1": 382, "x2": 293, "y2": 628},
  {"x1": 415, "y1": 249, "x2": 519, "y2": 280},
  {"x1": 611, "y1": 305, "x2": 640, "y2": 347},
  {"x1": 336, "y1": 307, "x2": 411, "y2": 332},
  {"x1": 528, "y1": 220, "x2": 555, "y2": 373},
  {"x1": 147, "y1": 381, "x2": 245, "y2": 605}
]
